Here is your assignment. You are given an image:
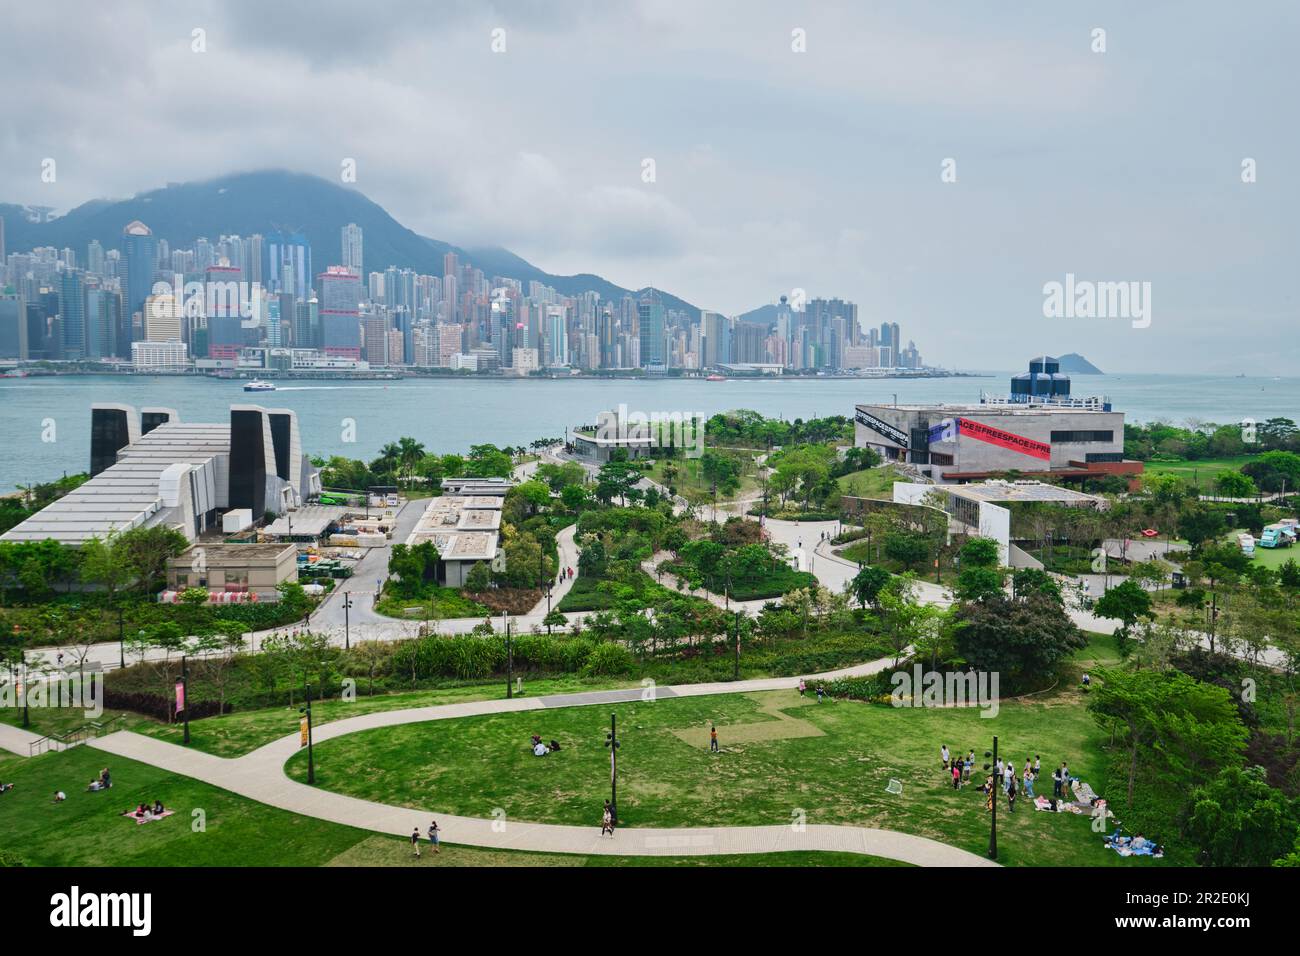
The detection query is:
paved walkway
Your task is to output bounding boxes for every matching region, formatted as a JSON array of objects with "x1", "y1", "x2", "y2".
[
  {"x1": 0, "y1": 721, "x2": 44, "y2": 756},
  {"x1": 83, "y1": 656, "x2": 994, "y2": 866}
]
